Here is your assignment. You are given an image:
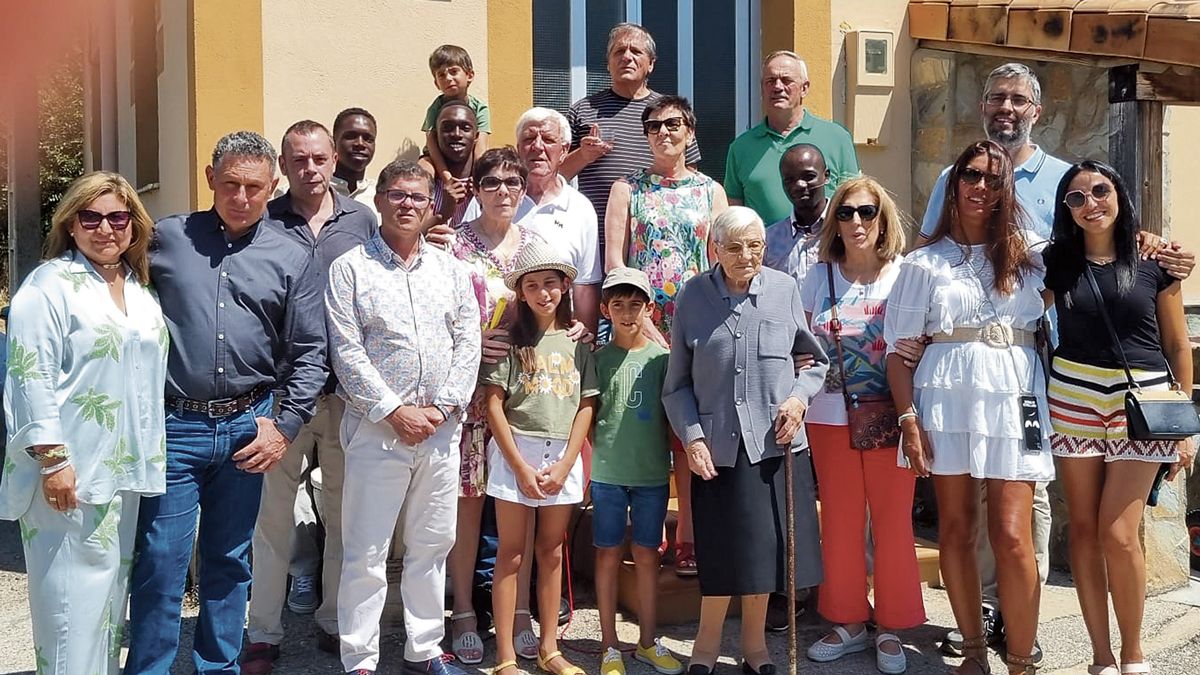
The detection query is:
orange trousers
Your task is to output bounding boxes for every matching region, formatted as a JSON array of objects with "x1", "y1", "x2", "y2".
[{"x1": 808, "y1": 423, "x2": 926, "y2": 629}]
